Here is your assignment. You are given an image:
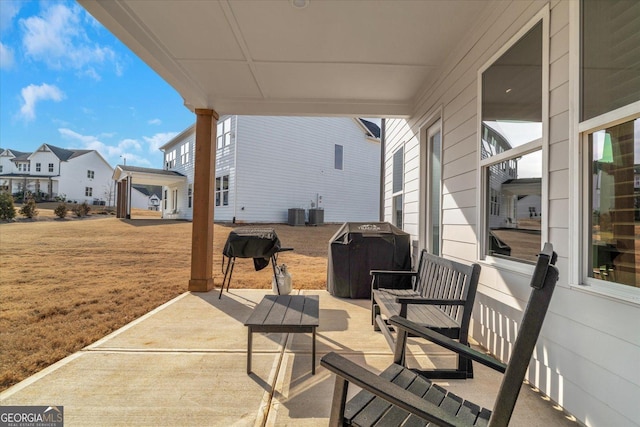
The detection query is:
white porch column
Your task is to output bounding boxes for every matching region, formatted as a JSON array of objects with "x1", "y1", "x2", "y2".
[{"x1": 189, "y1": 108, "x2": 218, "y2": 292}]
